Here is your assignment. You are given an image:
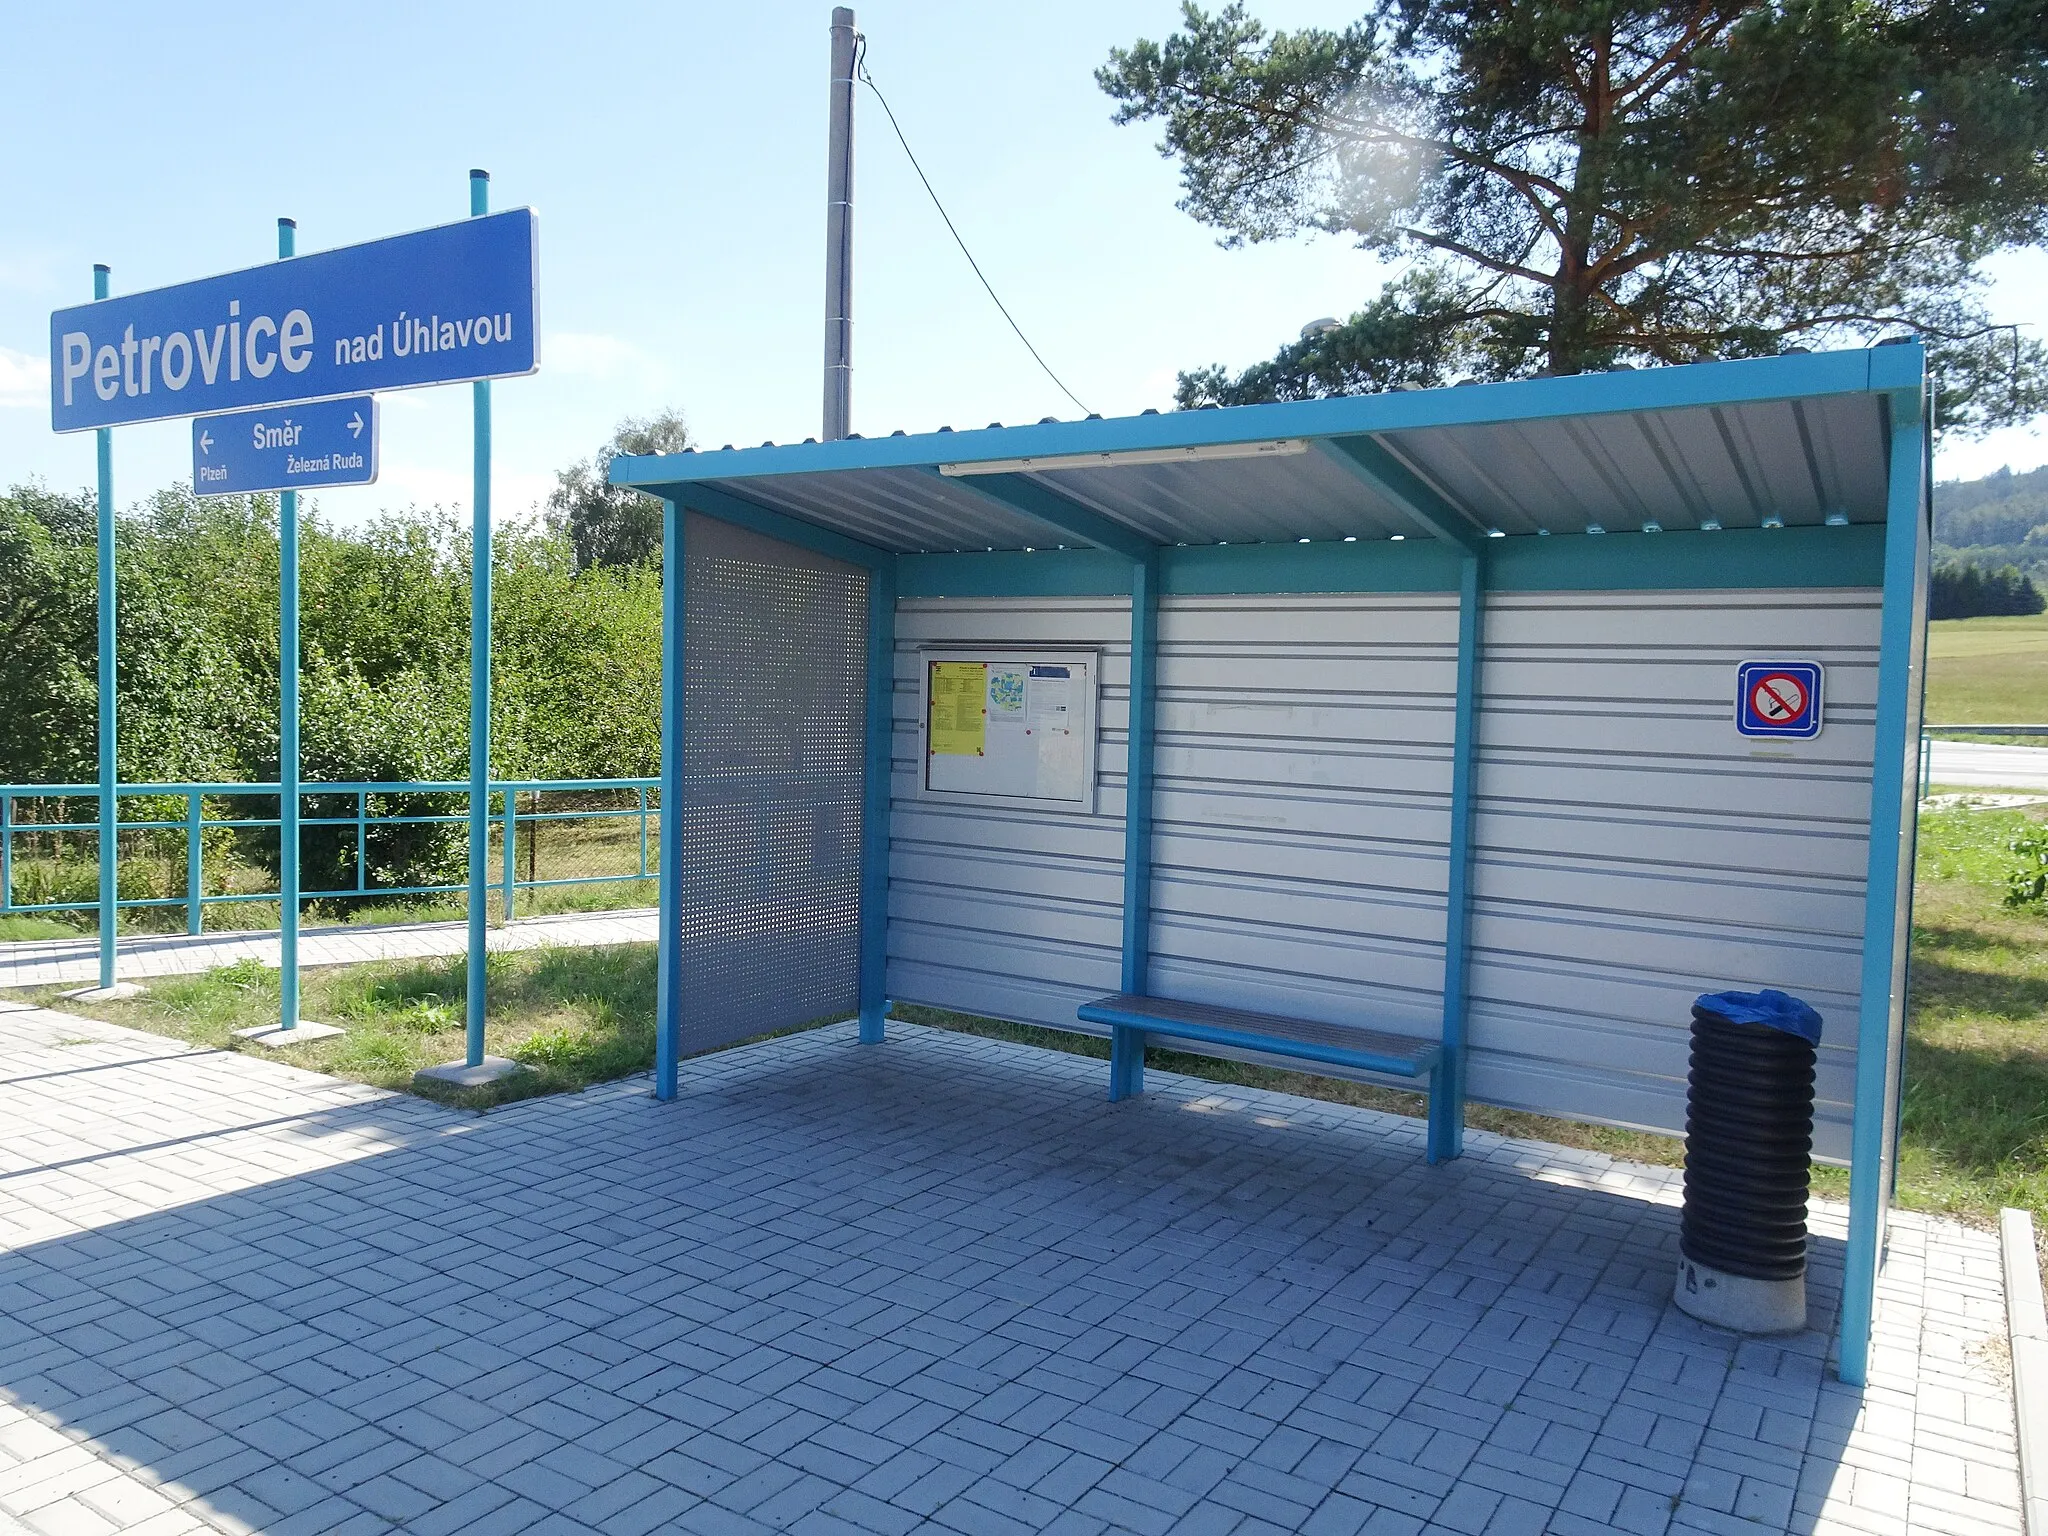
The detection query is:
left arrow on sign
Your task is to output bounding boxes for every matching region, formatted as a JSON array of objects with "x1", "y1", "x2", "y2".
[{"x1": 198, "y1": 430, "x2": 213, "y2": 455}]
